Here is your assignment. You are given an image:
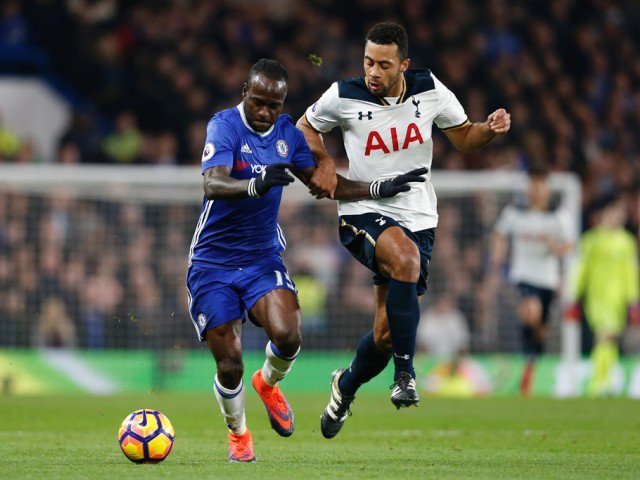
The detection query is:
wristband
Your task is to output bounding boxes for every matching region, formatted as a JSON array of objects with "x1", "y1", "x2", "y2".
[{"x1": 247, "y1": 178, "x2": 260, "y2": 198}]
